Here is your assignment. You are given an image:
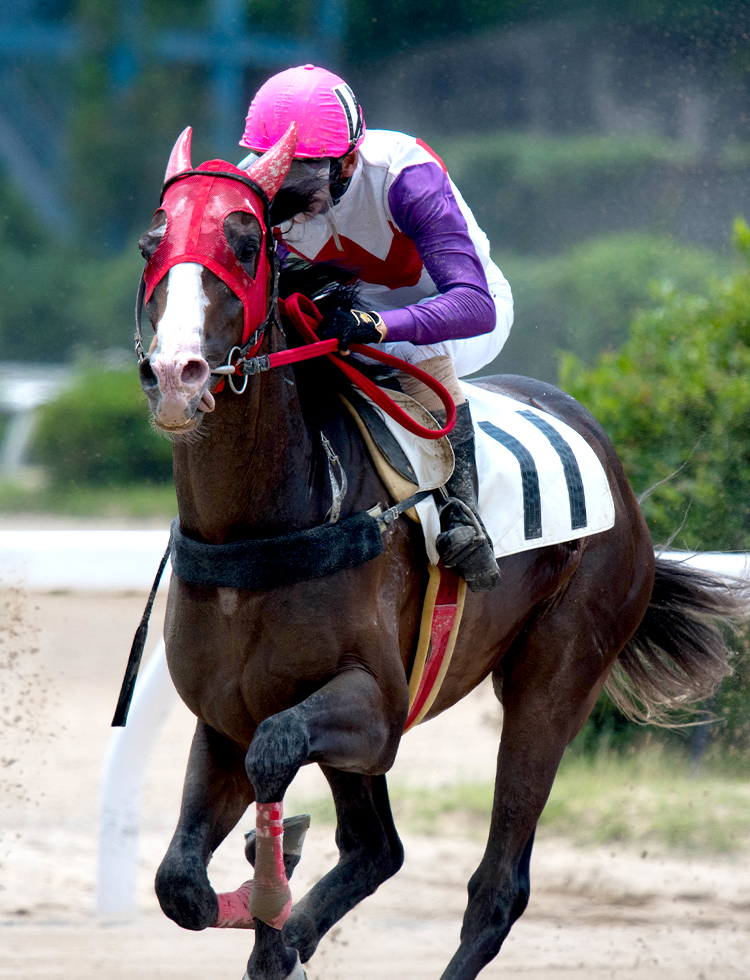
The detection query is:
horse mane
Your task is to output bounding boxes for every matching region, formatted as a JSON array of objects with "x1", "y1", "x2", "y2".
[
  {"x1": 278, "y1": 257, "x2": 359, "y2": 317},
  {"x1": 269, "y1": 174, "x2": 330, "y2": 227}
]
